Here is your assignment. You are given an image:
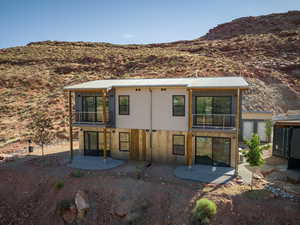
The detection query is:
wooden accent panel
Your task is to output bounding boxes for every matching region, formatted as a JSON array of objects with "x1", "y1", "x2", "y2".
[
  {"x1": 103, "y1": 128, "x2": 107, "y2": 159},
  {"x1": 130, "y1": 129, "x2": 140, "y2": 160},
  {"x1": 186, "y1": 132, "x2": 193, "y2": 166},
  {"x1": 68, "y1": 91, "x2": 73, "y2": 160},
  {"x1": 141, "y1": 129, "x2": 147, "y2": 161}
]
